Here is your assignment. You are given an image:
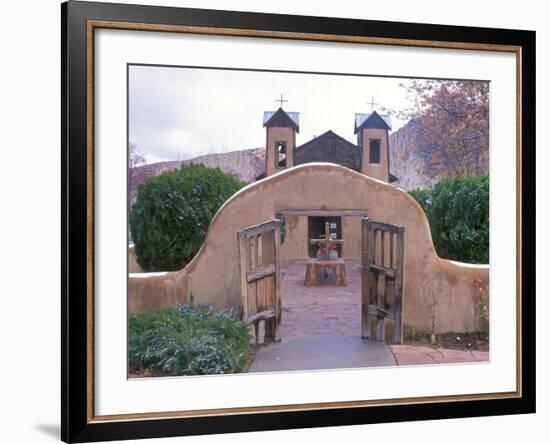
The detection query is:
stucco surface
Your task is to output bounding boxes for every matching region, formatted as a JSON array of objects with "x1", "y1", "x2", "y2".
[
  {"x1": 128, "y1": 245, "x2": 143, "y2": 273},
  {"x1": 361, "y1": 128, "x2": 389, "y2": 181},
  {"x1": 266, "y1": 126, "x2": 295, "y2": 176},
  {"x1": 128, "y1": 163, "x2": 488, "y2": 334}
]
